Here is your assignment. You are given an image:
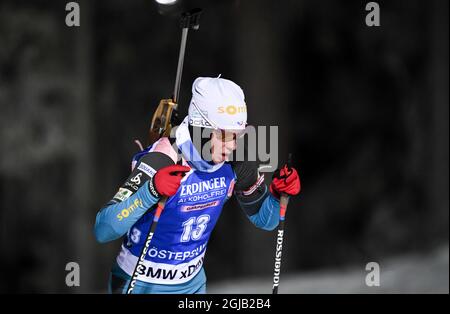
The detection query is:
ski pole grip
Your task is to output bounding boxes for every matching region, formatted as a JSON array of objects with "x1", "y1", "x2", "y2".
[{"x1": 279, "y1": 152, "x2": 292, "y2": 219}]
